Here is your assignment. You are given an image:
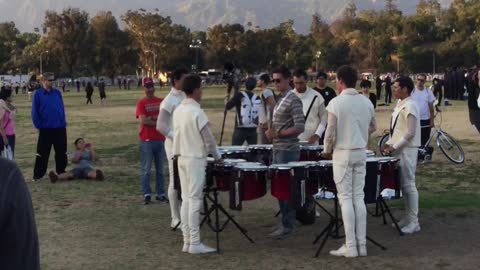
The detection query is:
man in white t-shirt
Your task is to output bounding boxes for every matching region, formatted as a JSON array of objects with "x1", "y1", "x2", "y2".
[
  {"x1": 156, "y1": 68, "x2": 189, "y2": 228},
  {"x1": 292, "y1": 69, "x2": 327, "y2": 144},
  {"x1": 172, "y1": 75, "x2": 222, "y2": 254},
  {"x1": 382, "y1": 76, "x2": 421, "y2": 235},
  {"x1": 321, "y1": 66, "x2": 376, "y2": 258},
  {"x1": 411, "y1": 74, "x2": 436, "y2": 148},
  {"x1": 257, "y1": 73, "x2": 276, "y2": 144}
]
